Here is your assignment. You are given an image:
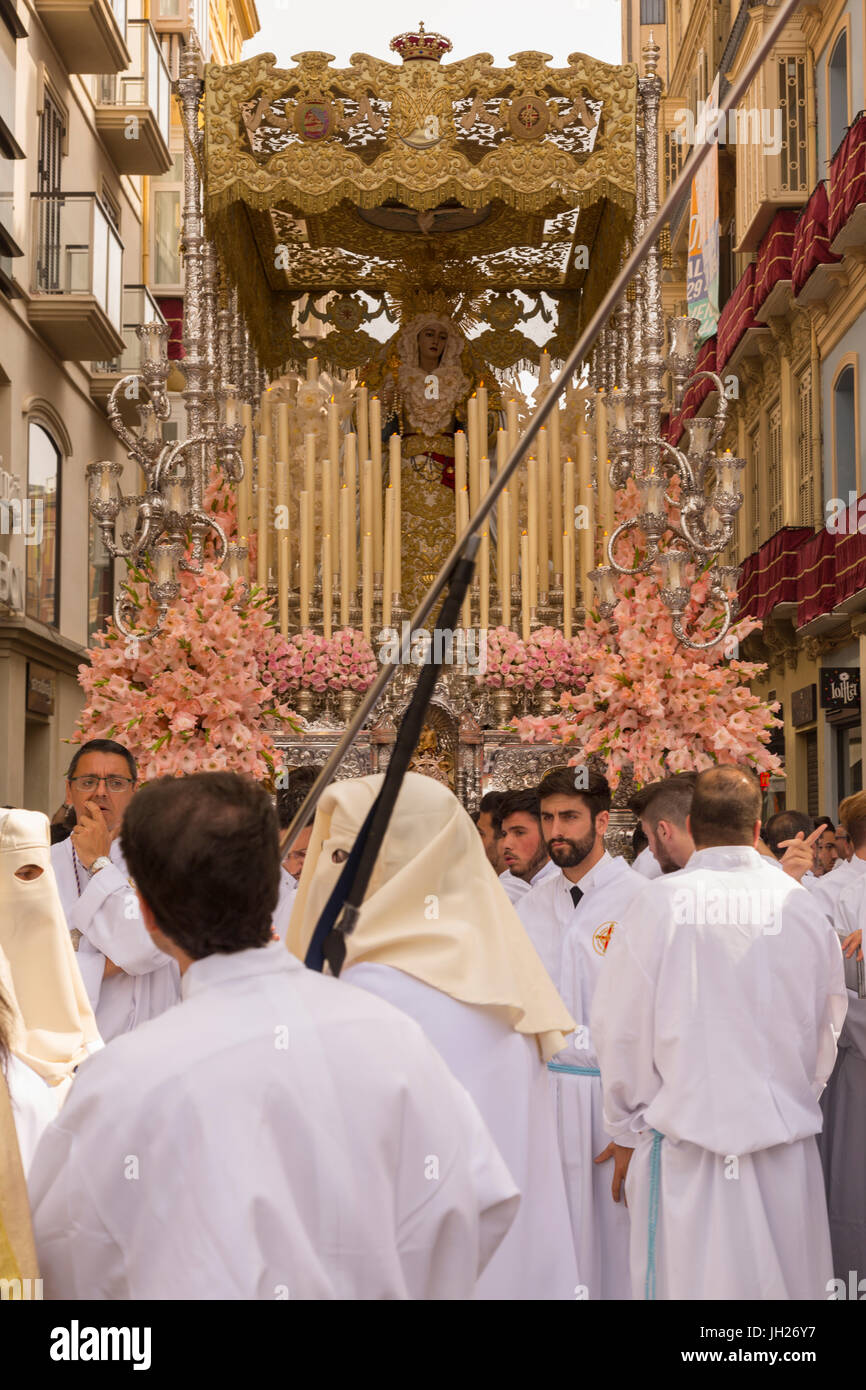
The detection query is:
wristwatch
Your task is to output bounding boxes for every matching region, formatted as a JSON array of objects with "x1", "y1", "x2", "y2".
[{"x1": 89, "y1": 855, "x2": 112, "y2": 875}]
